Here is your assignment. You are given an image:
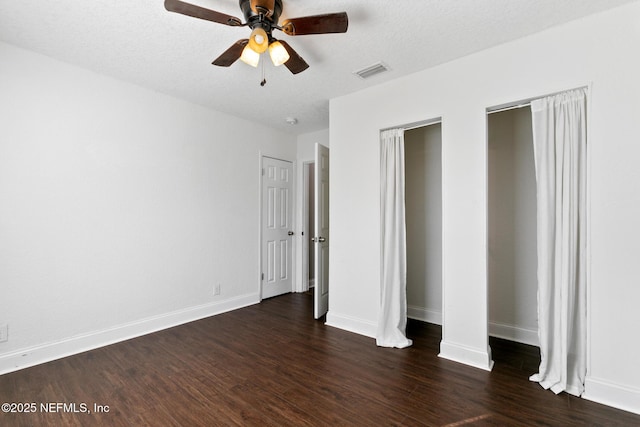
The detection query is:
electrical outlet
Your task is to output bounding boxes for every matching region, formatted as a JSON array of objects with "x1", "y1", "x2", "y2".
[
  {"x1": 214, "y1": 284, "x2": 221, "y2": 296},
  {"x1": 0, "y1": 323, "x2": 8, "y2": 343}
]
